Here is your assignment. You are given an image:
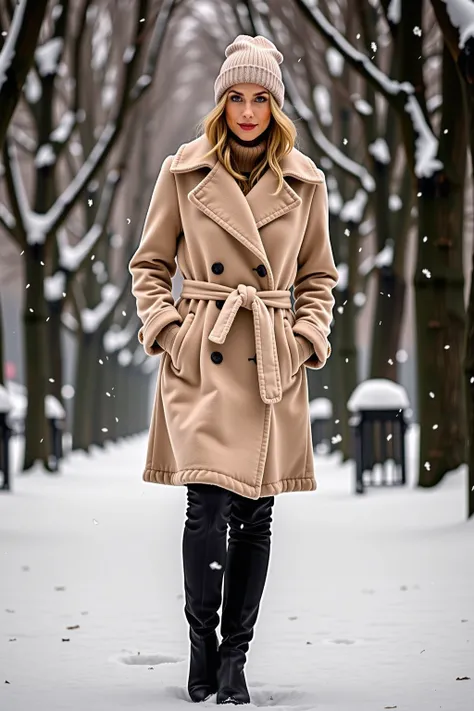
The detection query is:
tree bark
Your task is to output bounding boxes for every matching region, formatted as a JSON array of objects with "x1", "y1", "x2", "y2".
[
  {"x1": 415, "y1": 45, "x2": 466, "y2": 486},
  {"x1": 0, "y1": 0, "x2": 49, "y2": 152},
  {"x1": 0, "y1": 290, "x2": 4, "y2": 386},
  {"x1": 23, "y1": 245, "x2": 51, "y2": 469},
  {"x1": 72, "y1": 331, "x2": 97, "y2": 451},
  {"x1": 429, "y1": 0, "x2": 474, "y2": 515}
]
